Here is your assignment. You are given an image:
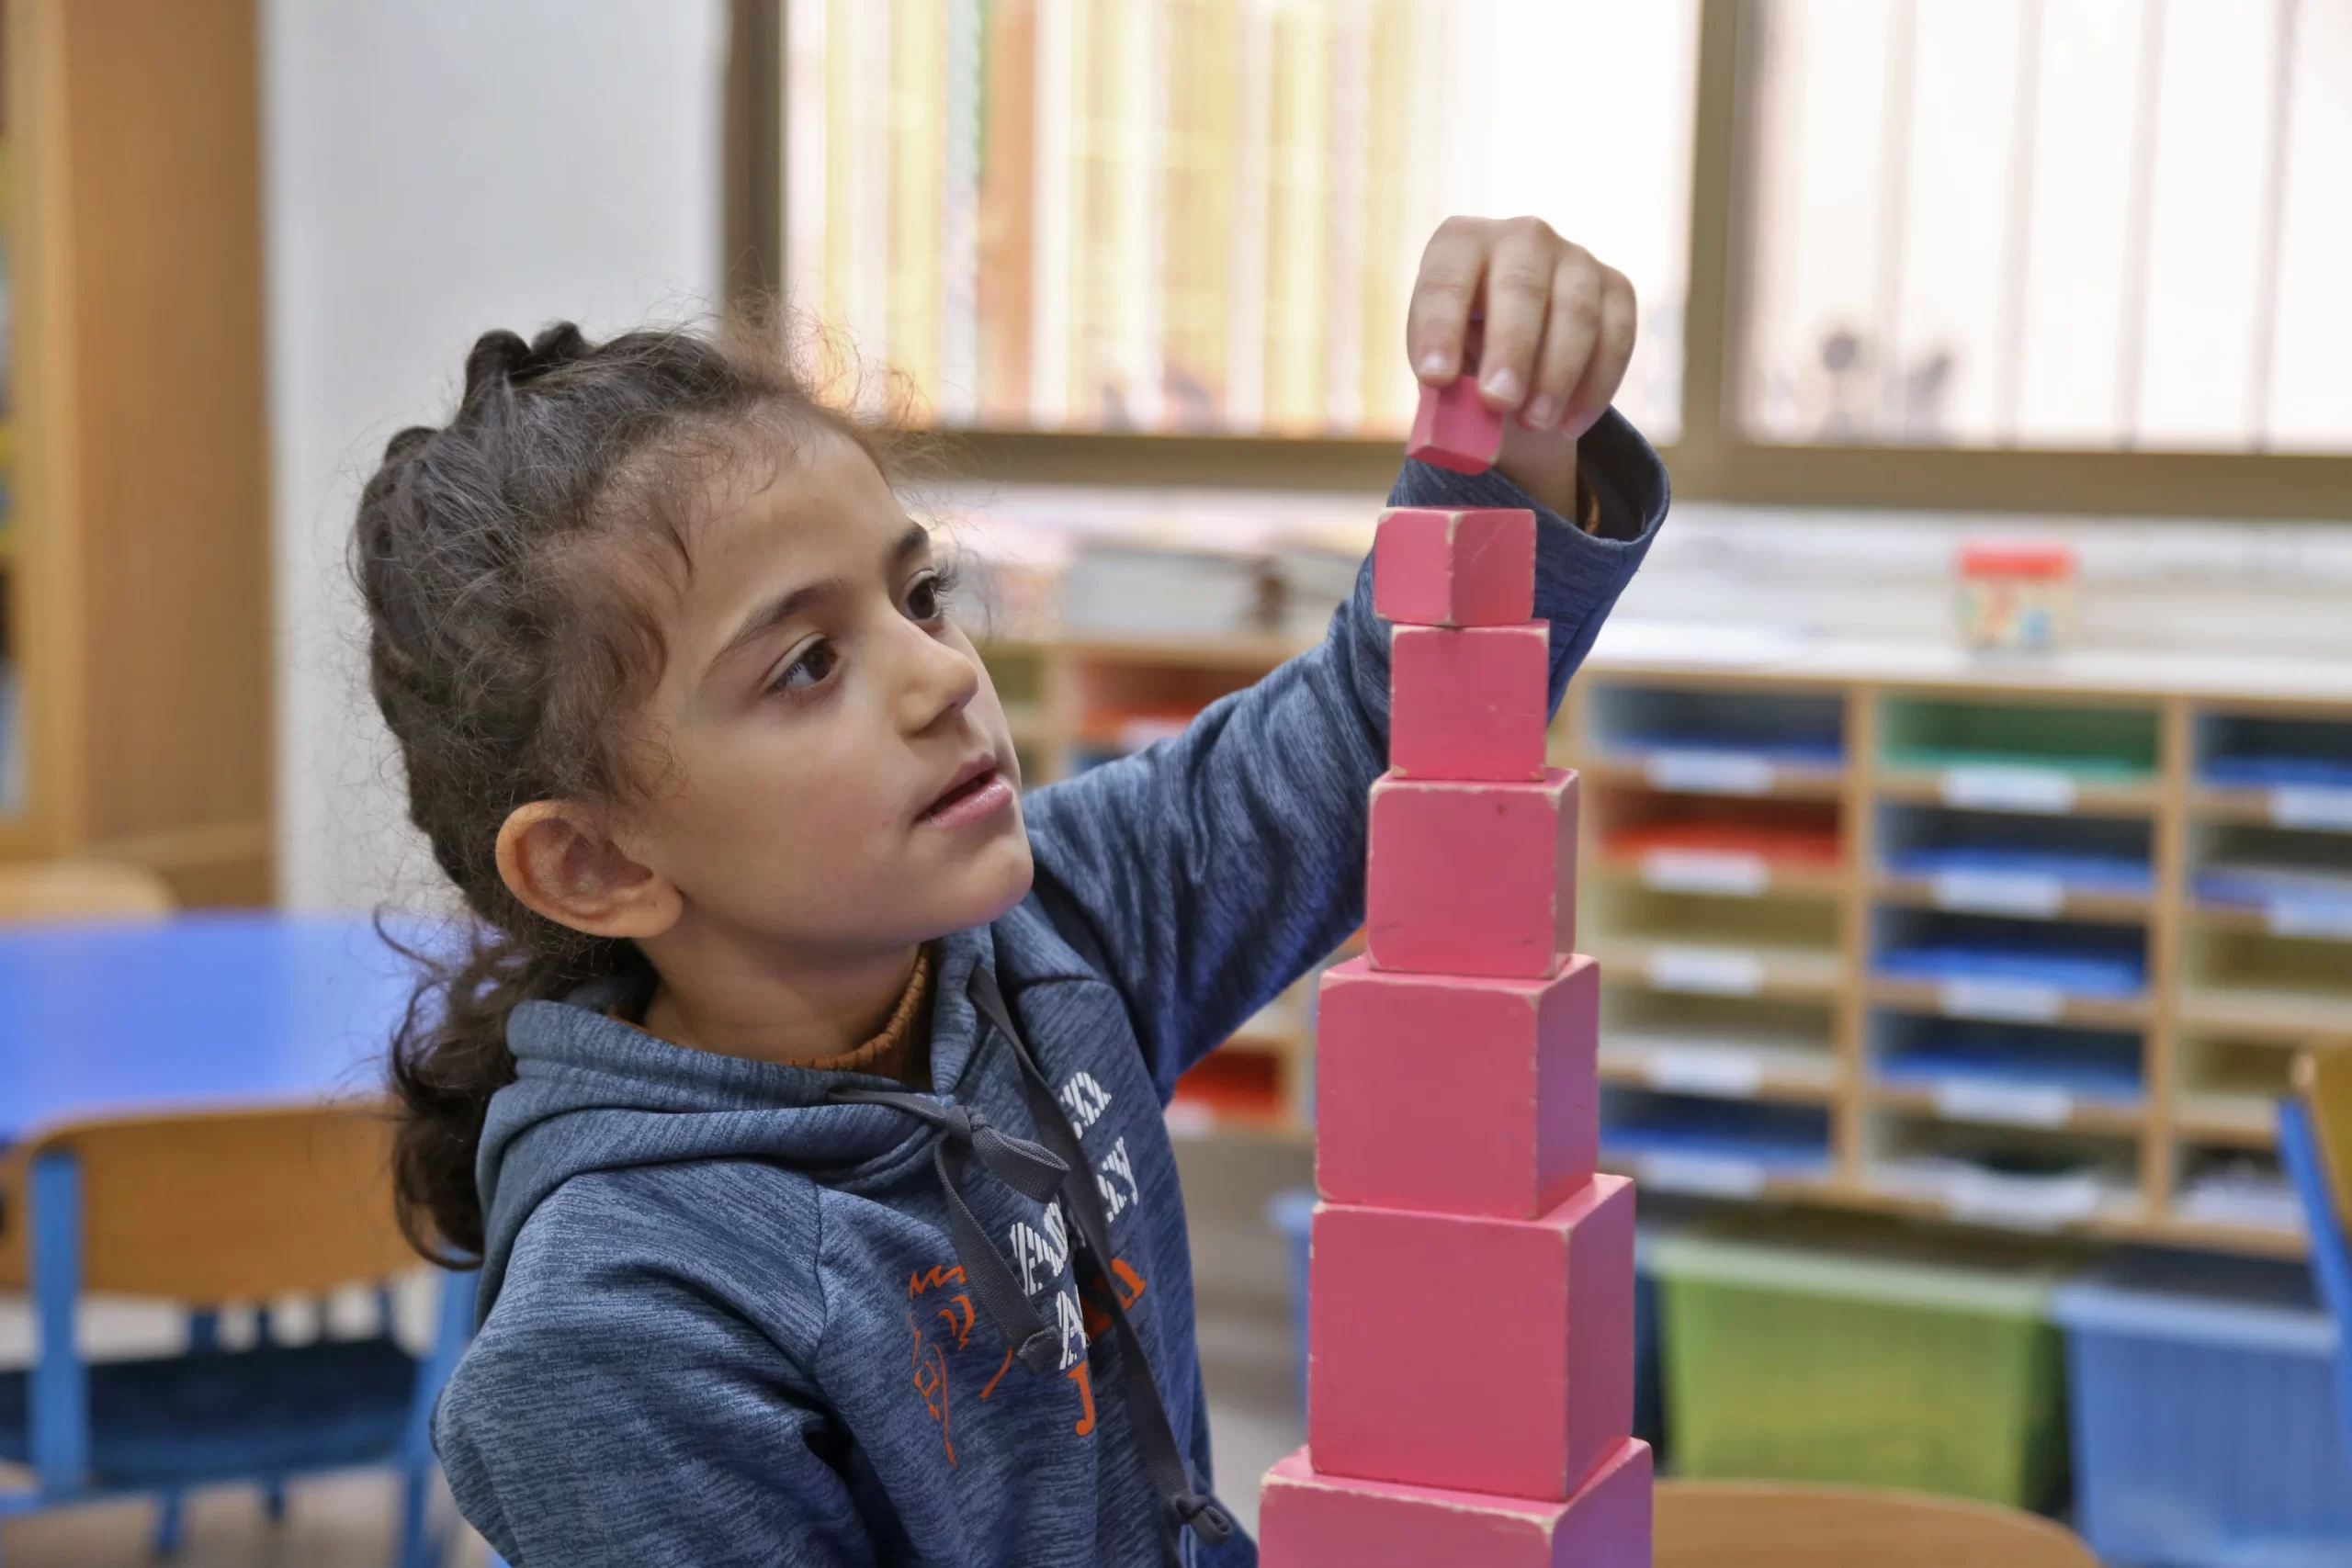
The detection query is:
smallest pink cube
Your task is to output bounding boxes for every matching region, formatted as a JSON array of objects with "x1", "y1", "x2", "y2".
[{"x1": 1408, "y1": 376, "x2": 1506, "y2": 473}]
